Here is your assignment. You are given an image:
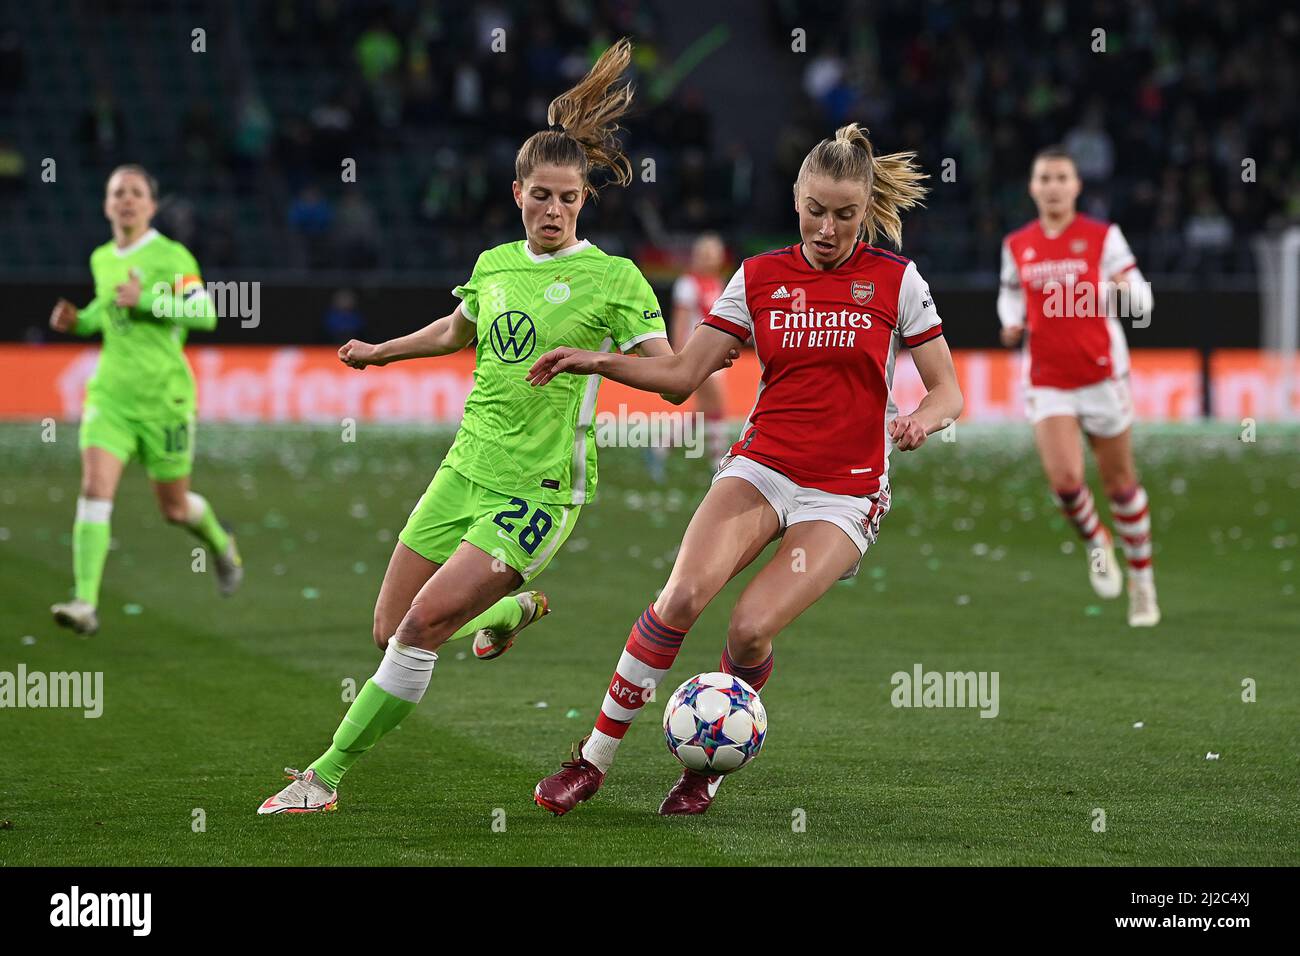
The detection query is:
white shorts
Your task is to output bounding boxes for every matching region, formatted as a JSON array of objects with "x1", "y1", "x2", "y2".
[
  {"x1": 1025, "y1": 376, "x2": 1133, "y2": 437},
  {"x1": 712, "y1": 454, "x2": 890, "y2": 580}
]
